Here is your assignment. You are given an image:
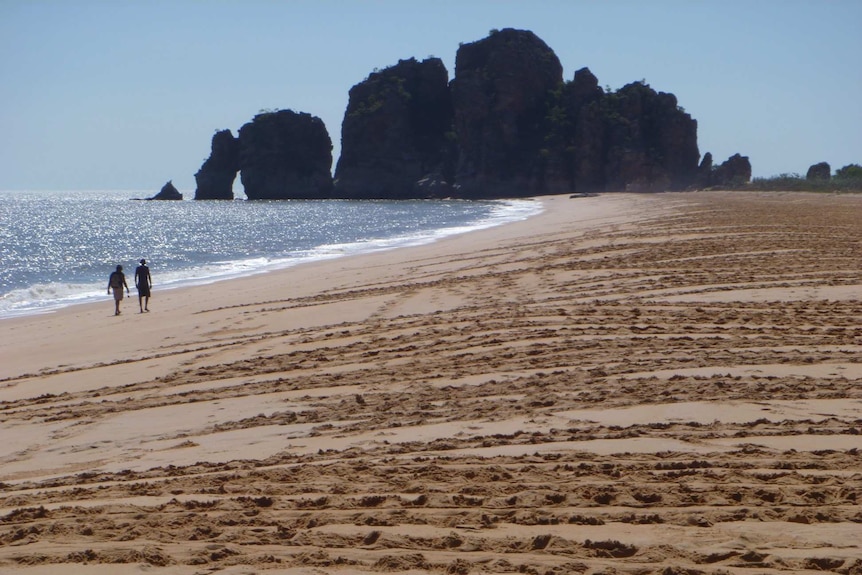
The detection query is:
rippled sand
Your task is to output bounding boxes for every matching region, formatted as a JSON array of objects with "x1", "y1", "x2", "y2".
[{"x1": 1, "y1": 191, "x2": 860, "y2": 574}]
